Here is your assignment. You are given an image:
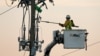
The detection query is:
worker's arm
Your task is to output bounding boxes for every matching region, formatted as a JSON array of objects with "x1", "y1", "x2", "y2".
[
  {"x1": 59, "y1": 23, "x2": 64, "y2": 27},
  {"x1": 59, "y1": 21, "x2": 68, "y2": 27},
  {"x1": 71, "y1": 20, "x2": 79, "y2": 28},
  {"x1": 73, "y1": 26, "x2": 79, "y2": 27}
]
